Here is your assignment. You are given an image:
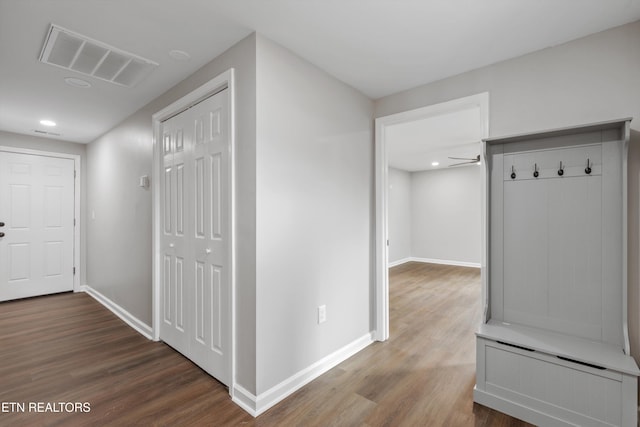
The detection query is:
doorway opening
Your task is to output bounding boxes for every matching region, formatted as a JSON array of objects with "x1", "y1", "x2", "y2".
[{"x1": 374, "y1": 93, "x2": 489, "y2": 341}]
